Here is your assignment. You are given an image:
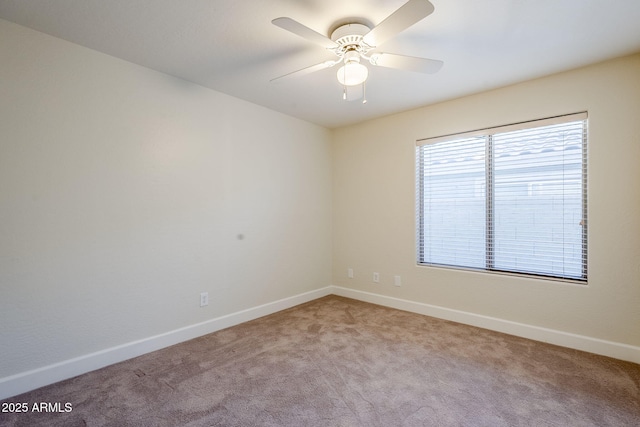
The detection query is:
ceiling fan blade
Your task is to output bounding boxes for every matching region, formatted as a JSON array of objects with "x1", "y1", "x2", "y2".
[
  {"x1": 362, "y1": 0, "x2": 434, "y2": 47},
  {"x1": 270, "y1": 60, "x2": 338, "y2": 83},
  {"x1": 370, "y1": 53, "x2": 443, "y2": 74},
  {"x1": 272, "y1": 17, "x2": 338, "y2": 49}
]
